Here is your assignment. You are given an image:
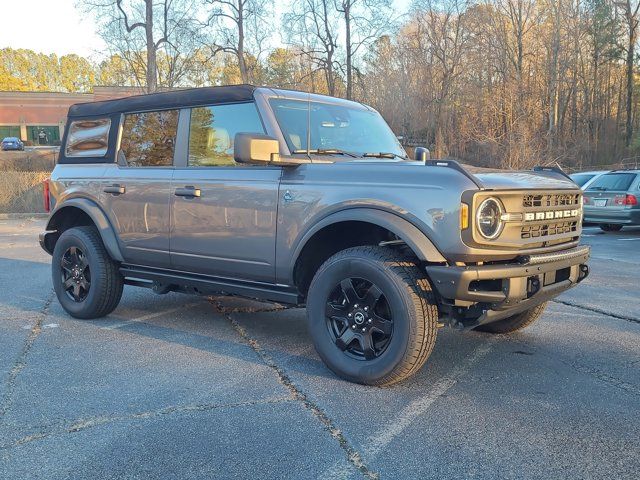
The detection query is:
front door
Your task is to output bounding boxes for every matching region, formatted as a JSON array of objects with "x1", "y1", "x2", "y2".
[
  {"x1": 170, "y1": 102, "x2": 280, "y2": 283},
  {"x1": 101, "y1": 109, "x2": 180, "y2": 268}
]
